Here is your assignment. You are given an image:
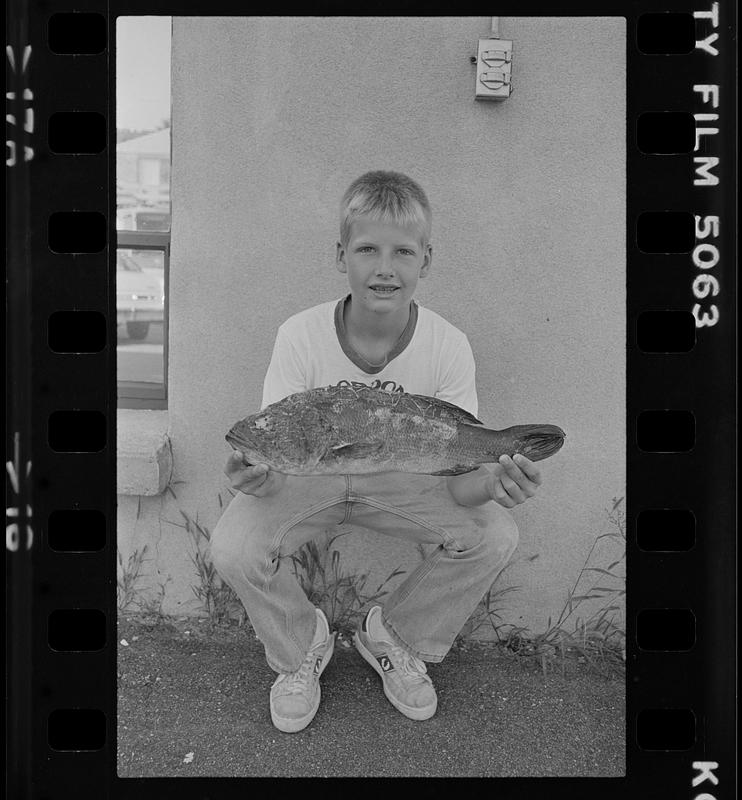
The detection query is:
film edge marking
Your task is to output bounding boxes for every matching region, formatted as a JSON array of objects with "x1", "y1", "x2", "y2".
[{"x1": 690, "y1": 3, "x2": 723, "y2": 330}]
